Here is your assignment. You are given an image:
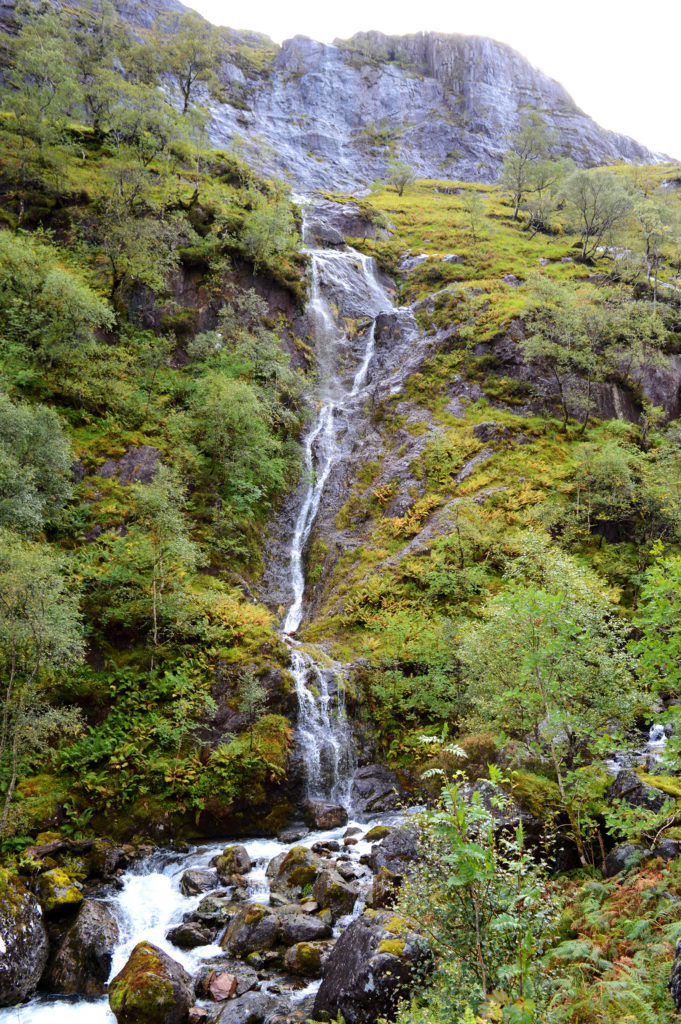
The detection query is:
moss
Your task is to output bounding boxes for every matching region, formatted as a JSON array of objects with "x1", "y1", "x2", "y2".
[
  {"x1": 378, "y1": 938, "x2": 406, "y2": 956},
  {"x1": 637, "y1": 772, "x2": 681, "y2": 799},
  {"x1": 385, "y1": 915, "x2": 409, "y2": 934},
  {"x1": 244, "y1": 906, "x2": 266, "y2": 925},
  {"x1": 365, "y1": 825, "x2": 391, "y2": 842},
  {"x1": 36, "y1": 868, "x2": 83, "y2": 914},
  {"x1": 108, "y1": 941, "x2": 177, "y2": 1018},
  {"x1": 506, "y1": 770, "x2": 561, "y2": 818}
]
